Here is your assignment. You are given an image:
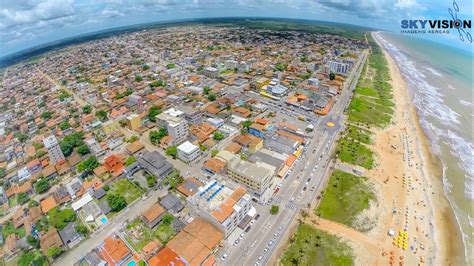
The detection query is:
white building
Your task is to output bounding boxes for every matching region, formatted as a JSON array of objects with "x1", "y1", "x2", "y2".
[
  {"x1": 327, "y1": 60, "x2": 351, "y2": 75},
  {"x1": 156, "y1": 109, "x2": 188, "y2": 145},
  {"x1": 177, "y1": 141, "x2": 201, "y2": 163},
  {"x1": 187, "y1": 180, "x2": 252, "y2": 238},
  {"x1": 43, "y1": 135, "x2": 65, "y2": 164},
  {"x1": 204, "y1": 67, "x2": 219, "y2": 79}
]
